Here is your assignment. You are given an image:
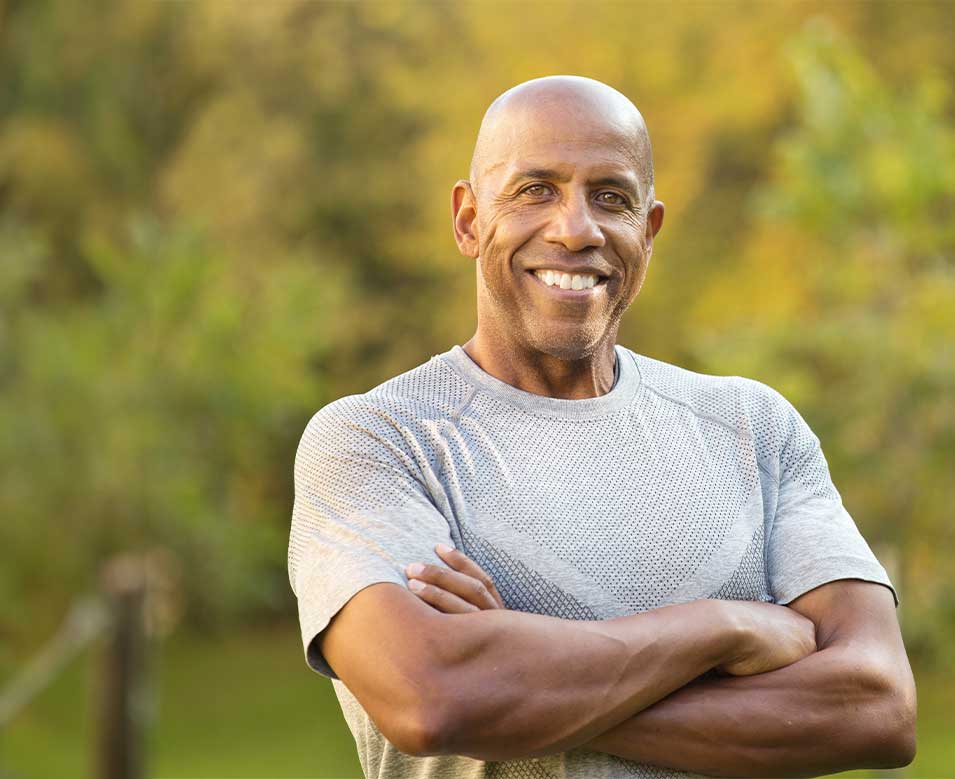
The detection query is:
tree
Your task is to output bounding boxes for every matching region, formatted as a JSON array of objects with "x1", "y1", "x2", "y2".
[{"x1": 689, "y1": 20, "x2": 955, "y2": 667}]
